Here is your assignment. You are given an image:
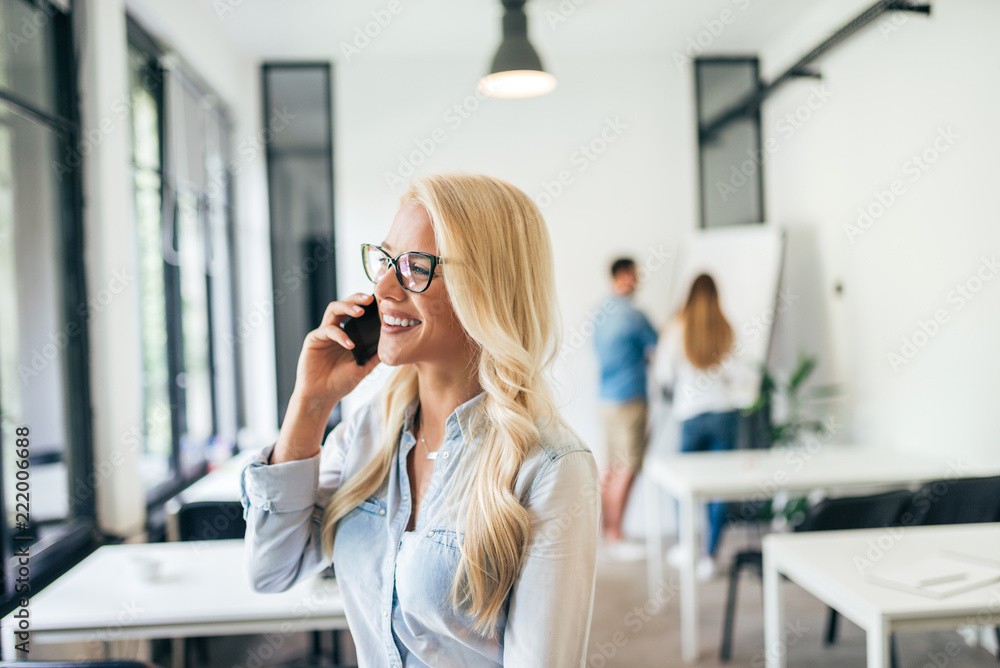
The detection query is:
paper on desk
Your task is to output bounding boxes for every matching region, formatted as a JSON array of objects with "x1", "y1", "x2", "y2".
[{"x1": 864, "y1": 552, "x2": 1000, "y2": 599}]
